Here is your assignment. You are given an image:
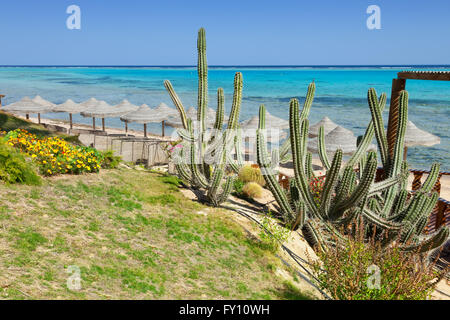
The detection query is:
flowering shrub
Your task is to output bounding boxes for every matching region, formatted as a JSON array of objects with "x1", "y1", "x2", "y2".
[
  {"x1": 309, "y1": 174, "x2": 325, "y2": 207},
  {"x1": 5, "y1": 129, "x2": 101, "y2": 176},
  {"x1": 161, "y1": 140, "x2": 182, "y2": 160}
]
